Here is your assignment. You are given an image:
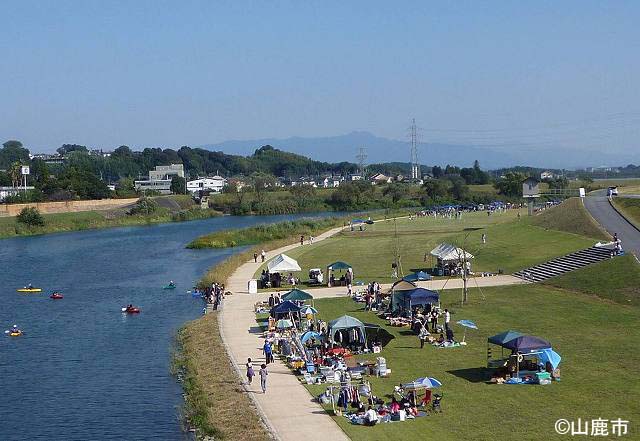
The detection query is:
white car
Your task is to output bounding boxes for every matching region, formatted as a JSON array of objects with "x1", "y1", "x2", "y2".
[{"x1": 607, "y1": 186, "x2": 618, "y2": 197}]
